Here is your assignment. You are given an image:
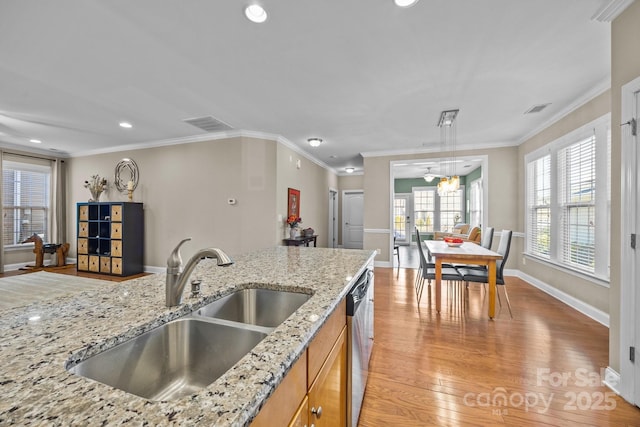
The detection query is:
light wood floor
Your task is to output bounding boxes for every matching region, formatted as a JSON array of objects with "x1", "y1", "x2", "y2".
[{"x1": 358, "y1": 267, "x2": 640, "y2": 426}]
